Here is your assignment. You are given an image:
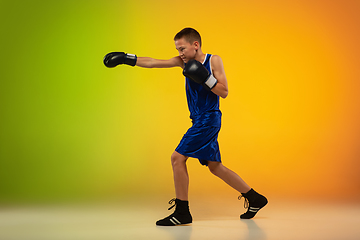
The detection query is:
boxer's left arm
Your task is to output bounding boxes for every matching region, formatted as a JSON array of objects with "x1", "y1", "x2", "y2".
[
  {"x1": 104, "y1": 52, "x2": 184, "y2": 69},
  {"x1": 210, "y1": 55, "x2": 228, "y2": 98},
  {"x1": 136, "y1": 56, "x2": 184, "y2": 68}
]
